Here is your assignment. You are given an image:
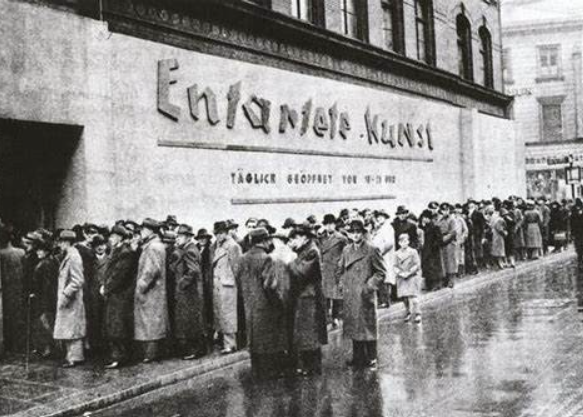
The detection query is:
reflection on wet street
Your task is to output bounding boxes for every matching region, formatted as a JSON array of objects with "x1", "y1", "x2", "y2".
[{"x1": 95, "y1": 259, "x2": 583, "y2": 417}]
